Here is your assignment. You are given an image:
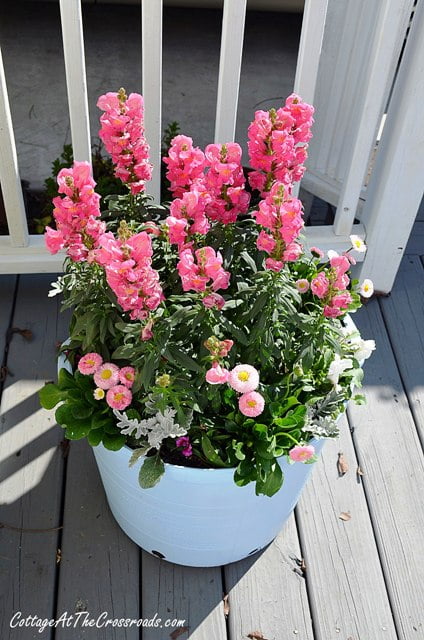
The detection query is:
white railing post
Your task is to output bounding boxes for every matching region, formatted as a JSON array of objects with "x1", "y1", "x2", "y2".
[
  {"x1": 141, "y1": 0, "x2": 163, "y2": 203},
  {"x1": 0, "y1": 46, "x2": 28, "y2": 248},
  {"x1": 214, "y1": 0, "x2": 247, "y2": 144},
  {"x1": 332, "y1": 0, "x2": 415, "y2": 236},
  {"x1": 294, "y1": 0, "x2": 328, "y2": 105},
  {"x1": 357, "y1": 1, "x2": 424, "y2": 294},
  {"x1": 59, "y1": 0, "x2": 91, "y2": 163},
  {"x1": 292, "y1": 0, "x2": 328, "y2": 199}
]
